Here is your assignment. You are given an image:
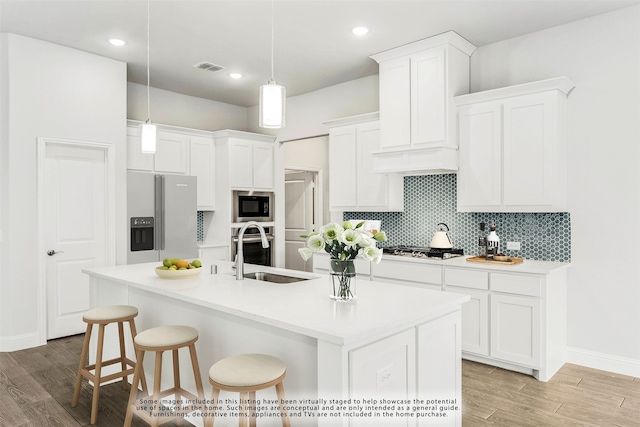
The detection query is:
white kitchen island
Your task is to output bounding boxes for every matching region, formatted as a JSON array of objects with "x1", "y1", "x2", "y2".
[{"x1": 83, "y1": 261, "x2": 469, "y2": 427}]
